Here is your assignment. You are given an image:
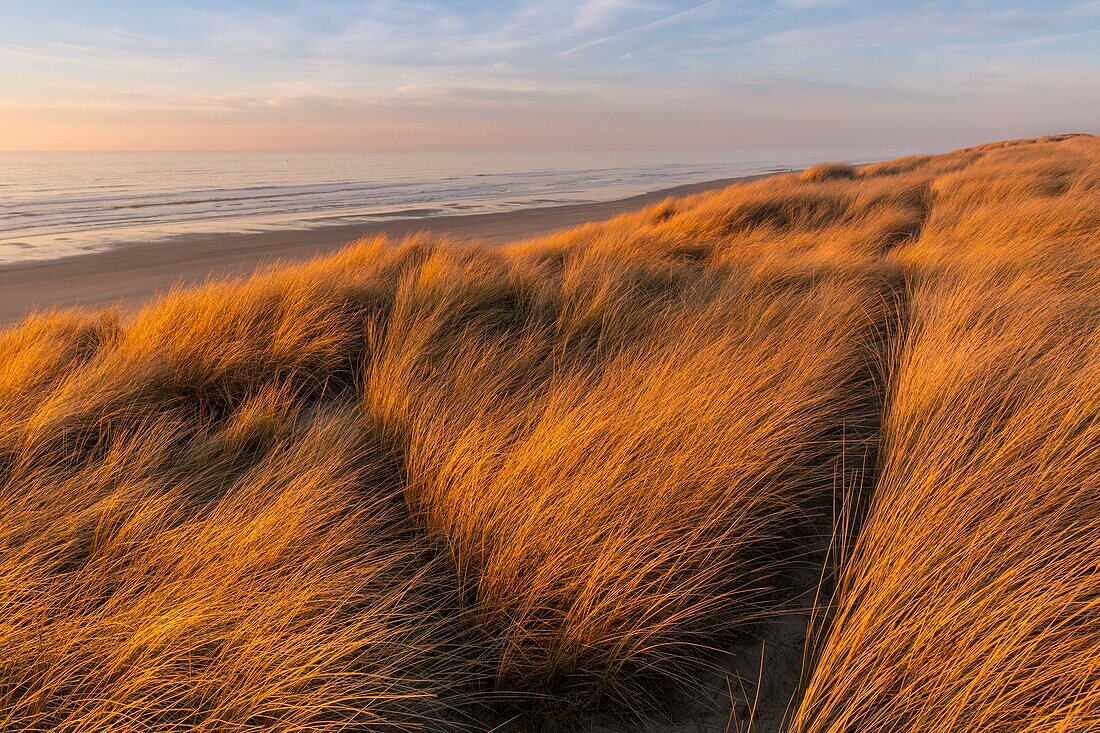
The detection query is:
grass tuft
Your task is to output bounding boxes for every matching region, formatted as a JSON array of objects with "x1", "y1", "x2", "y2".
[{"x1": 799, "y1": 163, "x2": 857, "y2": 182}]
